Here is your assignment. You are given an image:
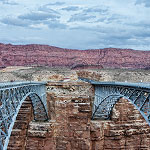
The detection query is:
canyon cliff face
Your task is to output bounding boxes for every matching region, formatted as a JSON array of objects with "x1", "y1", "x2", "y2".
[{"x1": 0, "y1": 43, "x2": 150, "y2": 69}]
